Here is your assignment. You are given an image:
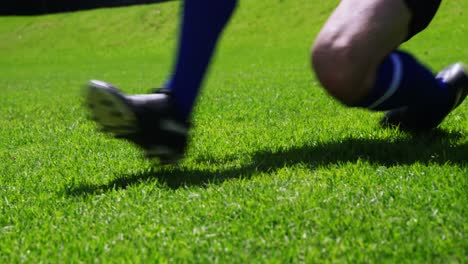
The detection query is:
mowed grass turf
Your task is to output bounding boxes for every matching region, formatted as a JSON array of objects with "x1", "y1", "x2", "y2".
[{"x1": 0, "y1": 0, "x2": 467, "y2": 262}]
